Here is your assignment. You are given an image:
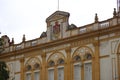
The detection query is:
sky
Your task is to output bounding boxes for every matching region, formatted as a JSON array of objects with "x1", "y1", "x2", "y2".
[{"x1": 0, "y1": 0, "x2": 117, "y2": 43}]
